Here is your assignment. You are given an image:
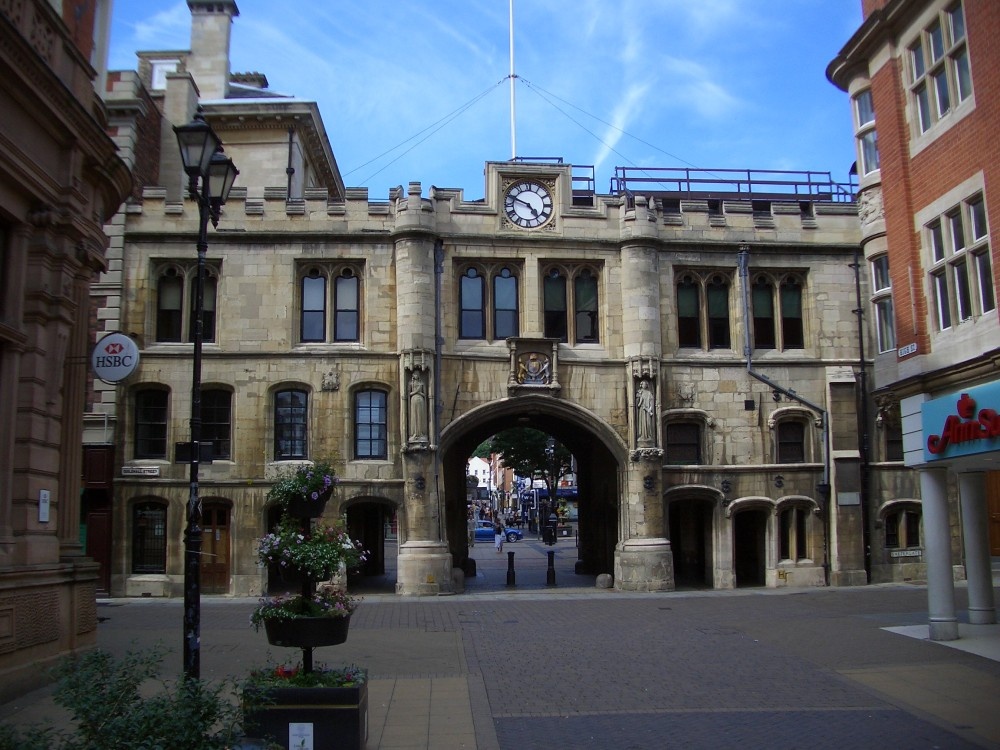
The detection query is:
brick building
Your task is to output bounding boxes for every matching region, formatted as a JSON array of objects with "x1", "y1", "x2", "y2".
[
  {"x1": 828, "y1": 0, "x2": 999, "y2": 640},
  {"x1": 89, "y1": 1, "x2": 873, "y2": 602},
  {"x1": 0, "y1": 0, "x2": 130, "y2": 701}
]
